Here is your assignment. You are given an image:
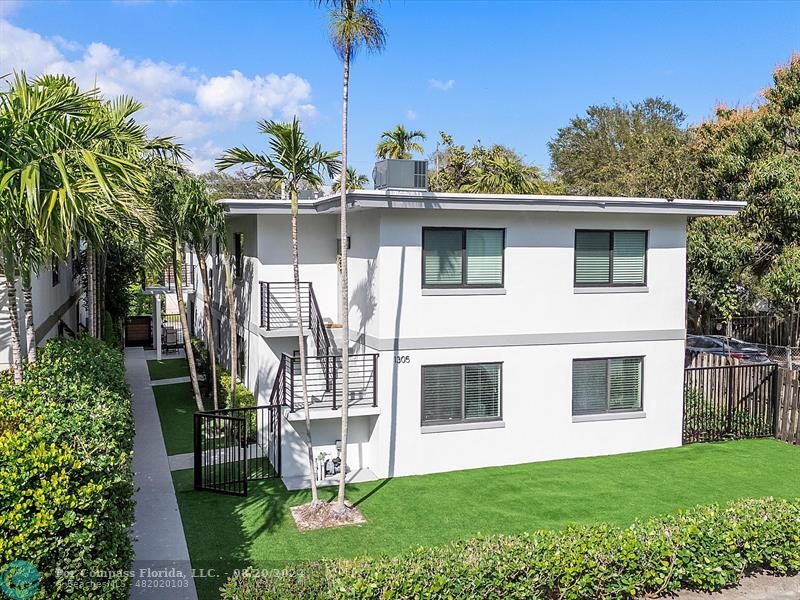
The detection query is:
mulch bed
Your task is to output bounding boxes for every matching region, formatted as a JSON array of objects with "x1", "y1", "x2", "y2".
[{"x1": 290, "y1": 501, "x2": 366, "y2": 531}]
